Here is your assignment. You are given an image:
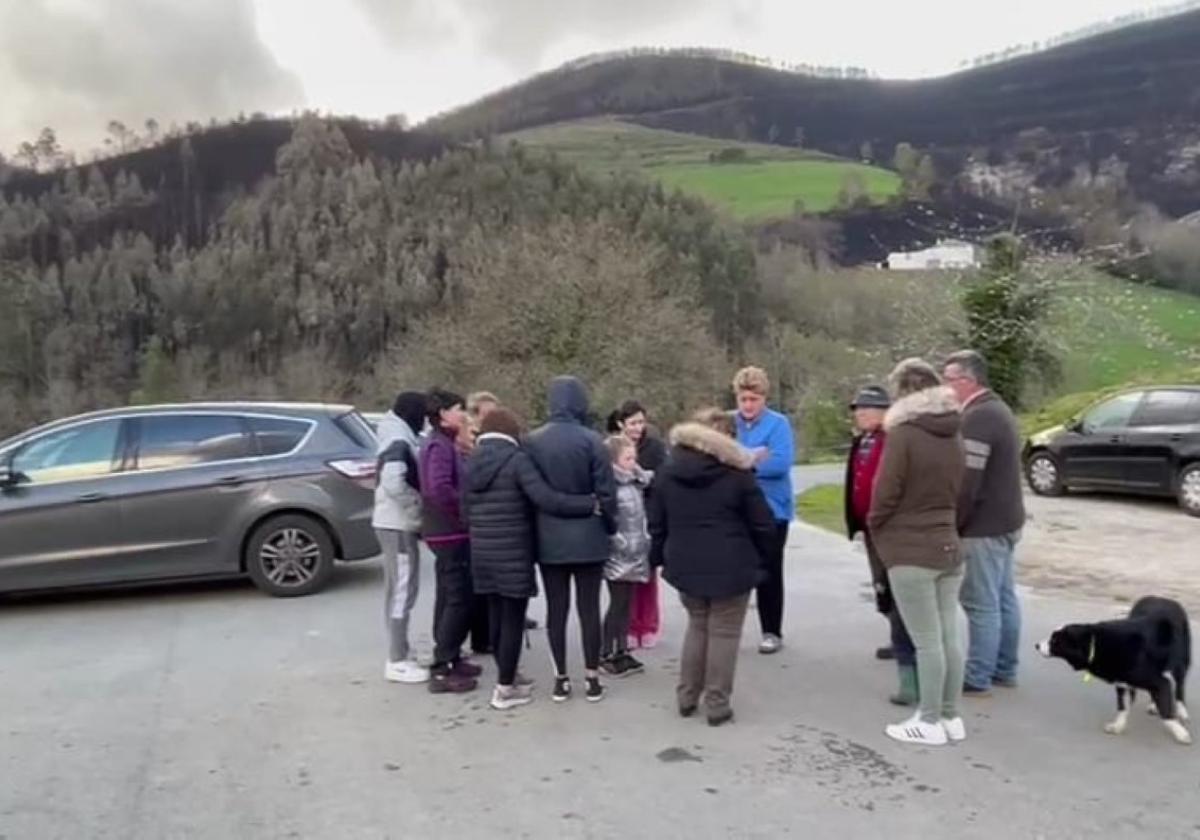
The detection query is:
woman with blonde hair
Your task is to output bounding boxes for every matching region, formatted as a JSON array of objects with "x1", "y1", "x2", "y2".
[{"x1": 868, "y1": 358, "x2": 967, "y2": 746}]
